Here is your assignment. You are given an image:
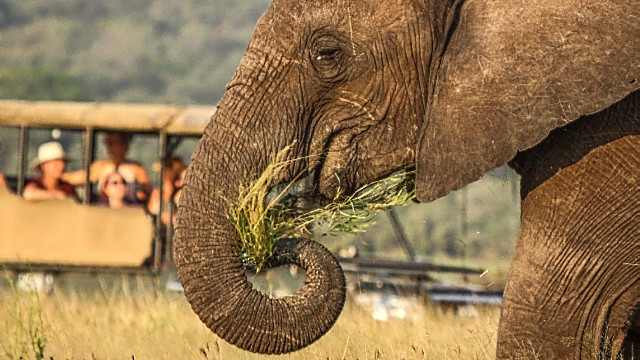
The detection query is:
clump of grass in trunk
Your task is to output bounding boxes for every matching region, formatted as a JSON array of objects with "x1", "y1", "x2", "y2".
[{"x1": 228, "y1": 146, "x2": 416, "y2": 272}]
